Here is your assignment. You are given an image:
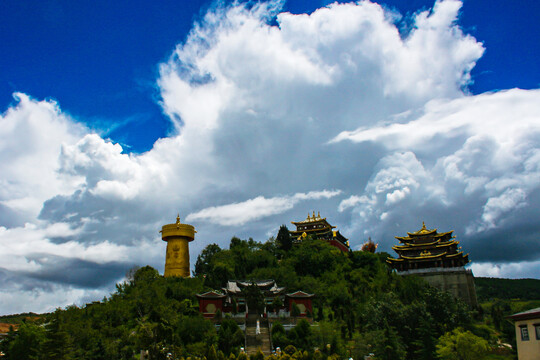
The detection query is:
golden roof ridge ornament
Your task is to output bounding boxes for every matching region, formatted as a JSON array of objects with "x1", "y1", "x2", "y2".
[
  {"x1": 420, "y1": 249, "x2": 432, "y2": 257},
  {"x1": 419, "y1": 221, "x2": 431, "y2": 234}
]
